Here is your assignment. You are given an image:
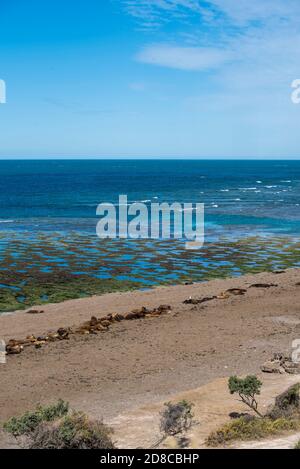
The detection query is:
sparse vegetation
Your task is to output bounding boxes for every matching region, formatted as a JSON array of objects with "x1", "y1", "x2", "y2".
[
  {"x1": 3, "y1": 400, "x2": 69, "y2": 436},
  {"x1": 3, "y1": 401, "x2": 115, "y2": 449},
  {"x1": 206, "y1": 415, "x2": 300, "y2": 447},
  {"x1": 152, "y1": 400, "x2": 195, "y2": 448},
  {"x1": 268, "y1": 383, "x2": 300, "y2": 420},
  {"x1": 207, "y1": 381, "x2": 300, "y2": 447},
  {"x1": 29, "y1": 411, "x2": 115, "y2": 449},
  {"x1": 160, "y1": 400, "x2": 195, "y2": 437},
  {"x1": 294, "y1": 439, "x2": 300, "y2": 449},
  {"x1": 228, "y1": 375, "x2": 263, "y2": 417}
]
